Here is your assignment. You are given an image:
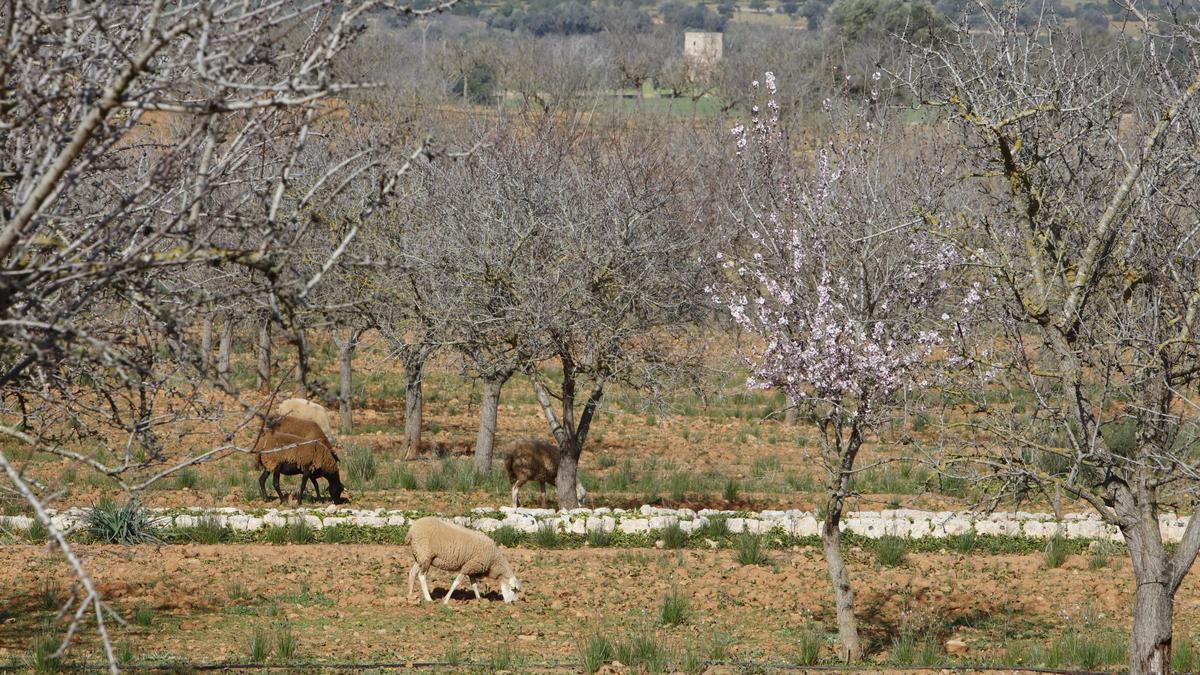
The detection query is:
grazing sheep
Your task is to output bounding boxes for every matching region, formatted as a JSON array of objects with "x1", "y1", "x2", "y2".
[
  {"x1": 254, "y1": 415, "x2": 347, "y2": 505},
  {"x1": 404, "y1": 516, "x2": 521, "y2": 604},
  {"x1": 275, "y1": 398, "x2": 338, "y2": 499},
  {"x1": 503, "y1": 438, "x2": 587, "y2": 508}
]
